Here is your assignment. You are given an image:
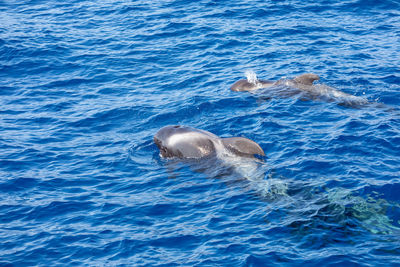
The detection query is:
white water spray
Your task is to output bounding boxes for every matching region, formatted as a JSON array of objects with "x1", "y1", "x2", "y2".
[{"x1": 245, "y1": 70, "x2": 259, "y2": 85}]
